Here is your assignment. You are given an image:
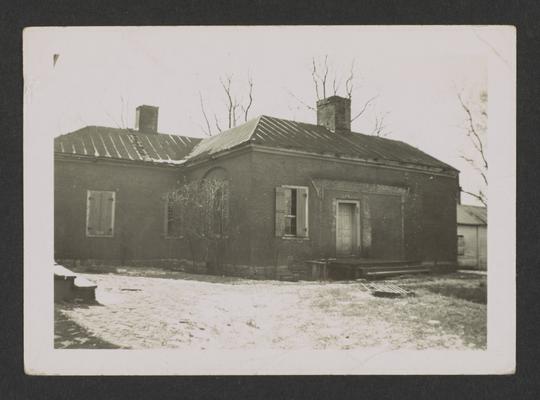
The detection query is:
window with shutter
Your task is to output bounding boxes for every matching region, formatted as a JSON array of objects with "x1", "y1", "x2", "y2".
[
  {"x1": 86, "y1": 190, "x2": 115, "y2": 237},
  {"x1": 275, "y1": 186, "x2": 309, "y2": 238}
]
